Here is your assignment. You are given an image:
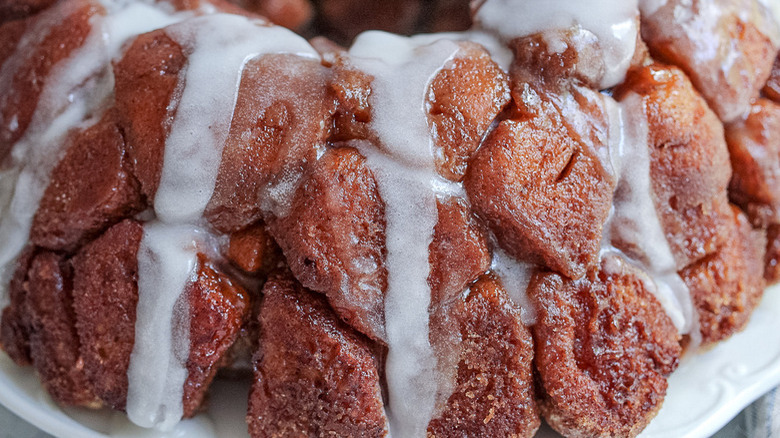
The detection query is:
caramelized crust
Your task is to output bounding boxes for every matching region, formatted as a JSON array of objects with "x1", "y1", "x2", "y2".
[
  {"x1": 0, "y1": 0, "x2": 103, "y2": 161},
  {"x1": 428, "y1": 275, "x2": 539, "y2": 438},
  {"x1": 114, "y1": 29, "x2": 186, "y2": 202},
  {"x1": 72, "y1": 219, "x2": 143, "y2": 410},
  {"x1": 267, "y1": 146, "x2": 387, "y2": 341},
  {"x1": 30, "y1": 111, "x2": 144, "y2": 252},
  {"x1": 428, "y1": 43, "x2": 510, "y2": 181},
  {"x1": 615, "y1": 63, "x2": 734, "y2": 268},
  {"x1": 183, "y1": 254, "x2": 251, "y2": 415},
  {"x1": 511, "y1": 27, "x2": 608, "y2": 90},
  {"x1": 465, "y1": 97, "x2": 614, "y2": 280},
  {"x1": 24, "y1": 252, "x2": 100, "y2": 407},
  {"x1": 0, "y1": 248, "x2": 37, "y2": 366},
  {"x1": 640, "y1": 0, "x2": 777, "y2": 122},
  {"x1": 227, "y1": 222, "x2": 281, "y2": 274},
  {"x1": 72, "y1": 219, "x2": 248, "y2": 414},
  {"x1": 248, "y1": 272, "x2": 388, "y2": 437},
  {"x1": 529, "y1": 255, "x2": 681, "y2": 438},
  {"x1": 428, "y1": 196, "x2": 491, "y2": 307},
  {"x1": 725, "y1": 98, "x2": 780, "y2": 228},
  {"x1": 680, "y1": 206, "x2": 767, "y2": 345},
  {"x1": 206, "y1": 53, "x2": 335, "y2": 231}
]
